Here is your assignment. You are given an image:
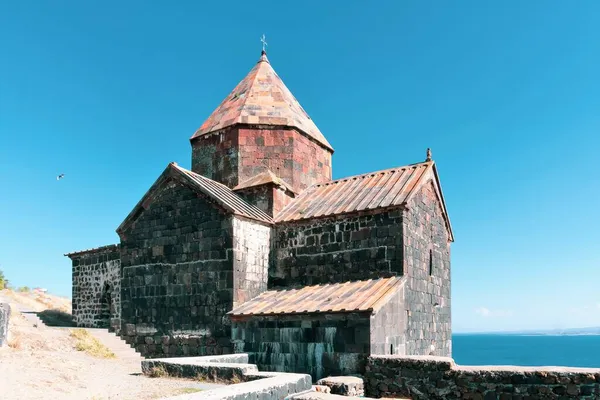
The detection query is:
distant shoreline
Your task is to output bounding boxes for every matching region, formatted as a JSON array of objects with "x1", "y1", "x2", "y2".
[
  {"x1": 454, "y1": 329, "x2": 600, "y2": 336},
  {"x1": 455, "y1": 332, "x2": 600, "y2": 336}
]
